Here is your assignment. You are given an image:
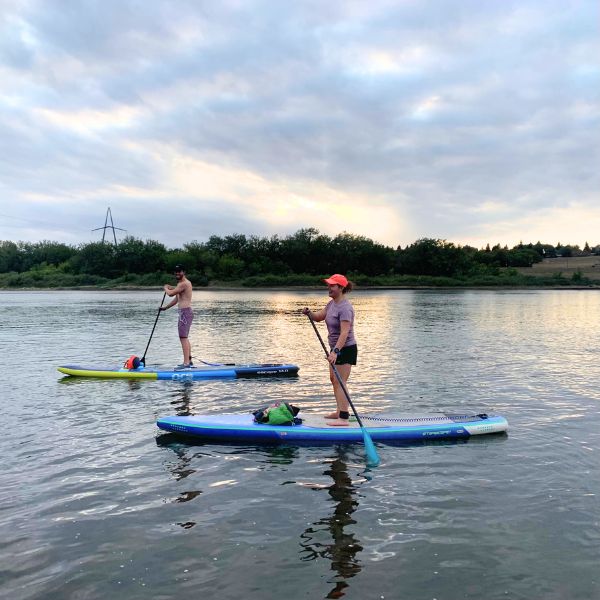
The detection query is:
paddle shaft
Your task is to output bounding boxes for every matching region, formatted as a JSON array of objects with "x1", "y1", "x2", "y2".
[
  {"x1": 195, "y1": 358, "x2": 236, "y2": 367},
  {"x1": 305, "y1": 312, "x2": 366, "y2": 428},
  {"x1": 141, "y1": 292, "x2": 167, "y2": 365}
]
